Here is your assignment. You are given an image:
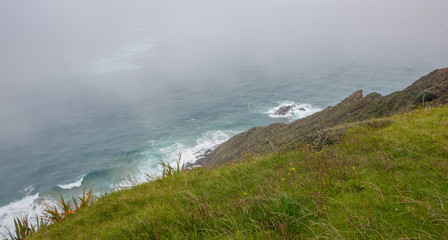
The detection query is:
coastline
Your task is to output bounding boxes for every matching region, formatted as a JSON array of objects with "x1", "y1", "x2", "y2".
[{"x1": 202, "y1": 68, "x2": 448, "y2": 166}]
